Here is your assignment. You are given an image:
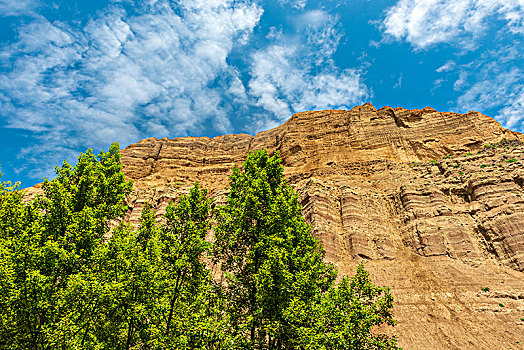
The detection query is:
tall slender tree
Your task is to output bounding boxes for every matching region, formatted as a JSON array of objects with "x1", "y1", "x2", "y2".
[
  {"x1": 157, "y1": 183, "x2": 230, "y2": 348},
  {"x1": 214, "y1": 149, "x2": 399, "y2": 349},
  {"x1": 213, "y1": 149, "x2": 337, "y2": 348}
]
